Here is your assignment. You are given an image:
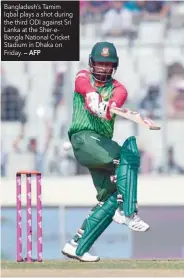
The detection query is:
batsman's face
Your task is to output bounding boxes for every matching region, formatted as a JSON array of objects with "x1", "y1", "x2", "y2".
[
  {"x1": 94, "y1": 62, "x2": 113, "y2": 73},
  {"x1": 92, "y1": 62, "x2": 114, "y2": 82}
]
